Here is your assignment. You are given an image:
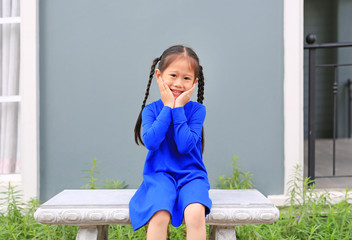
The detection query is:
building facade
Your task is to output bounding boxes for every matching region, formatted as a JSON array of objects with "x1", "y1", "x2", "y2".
[{"x1": 1, "y1": 0, "x2": 351, "y2": 204}]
